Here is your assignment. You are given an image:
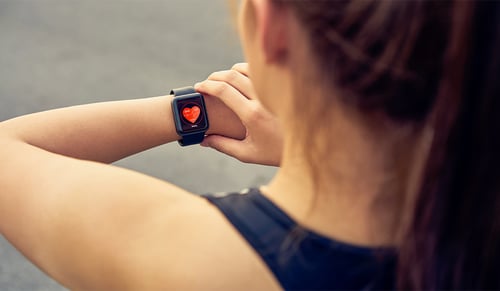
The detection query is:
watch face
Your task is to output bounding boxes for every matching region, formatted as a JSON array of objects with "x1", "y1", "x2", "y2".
[{"x1": 173, "y1": 94, "x2": 209, "y2": 133}]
